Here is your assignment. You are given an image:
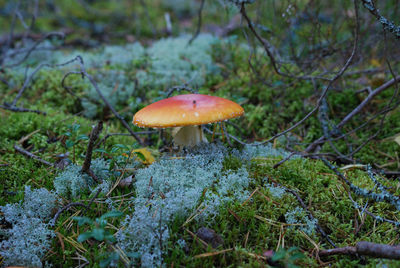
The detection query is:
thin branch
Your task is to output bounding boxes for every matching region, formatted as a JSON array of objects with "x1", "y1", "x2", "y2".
[
  {"x1": 81, "y1": 121, "x2": 103, "y2": 183},
  {"x1": 188, "y1": 0, "x2": 206, "y2": 45},
  {"x1": 61, "y1": 56, "x2": 145, "y2": 146},
  {"x1": 281, "y1": 185, "x2": 337, "y2": 248},
  {"x1": 166, "y1": 84, "x2": 197, "y2": 97},
  {"x1": 319, "y1": 241, "x2": 400, "y2": 259},
  {"x1": 9, "y1": 55, "x2": 82, "y2": 107},
  {"x1": 240, "y1": 0, "x2": 359, "y2": 147},
  {"x1": 305, "y1": 75, "x2": 400, "y2": 153},
  {"x1": 95, "y1": 131, "x2": 157, "y2": 148},
  {"x1": 49, "y1": 202, "x2": 88, "y2": 227},
  {"x1": 360, "y1": 0, "x2": 400, "y2": 38},
  {"x1": 0, "y1": 104, "x2": 46, "y2": 115},
  {"x1": 2, "y1": 31, "x2": 65, "y2": 68},
  {"x1": 13, "y1": 144, "x2": 54, "y2": 167}
]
